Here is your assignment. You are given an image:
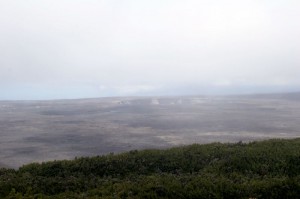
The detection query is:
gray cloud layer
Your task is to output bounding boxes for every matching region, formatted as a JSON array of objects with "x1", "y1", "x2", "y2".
[{"x1": 0, "y1": 0, "x2": 299, "y2": 99}]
